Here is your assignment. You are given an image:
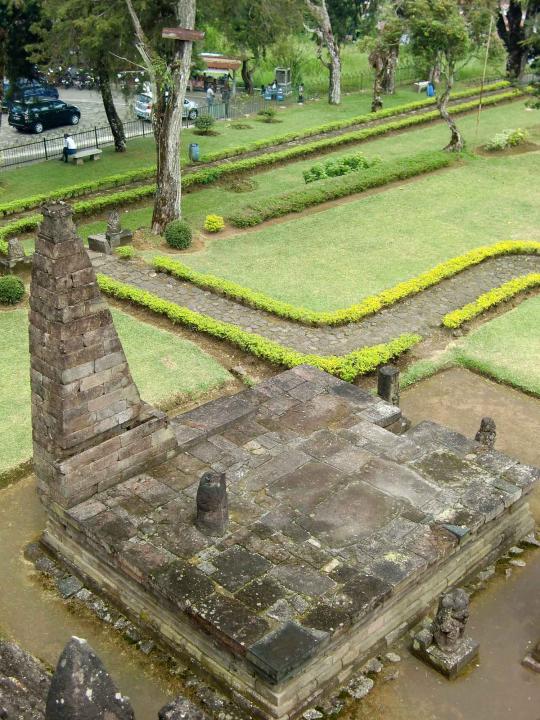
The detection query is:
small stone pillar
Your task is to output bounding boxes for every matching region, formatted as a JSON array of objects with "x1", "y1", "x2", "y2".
[
  {"x1": 412, "y1": 588, "x2": 479, "y2": 678},
  {"x1": 475, "y1": 417, "x2": 496, "y2": 449},
  {"x1": 196, "y1": 471, "x2": 228, "y2": 536},
  {"x1": 377, "y1": 365, "x2": 400, "y2": 406},
  {"x1": 88, "y1": 209, "x2": 133, "y2": 254},
  {"x1": 7, "y1": 237, "x2": 25, "y2": 261}
]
